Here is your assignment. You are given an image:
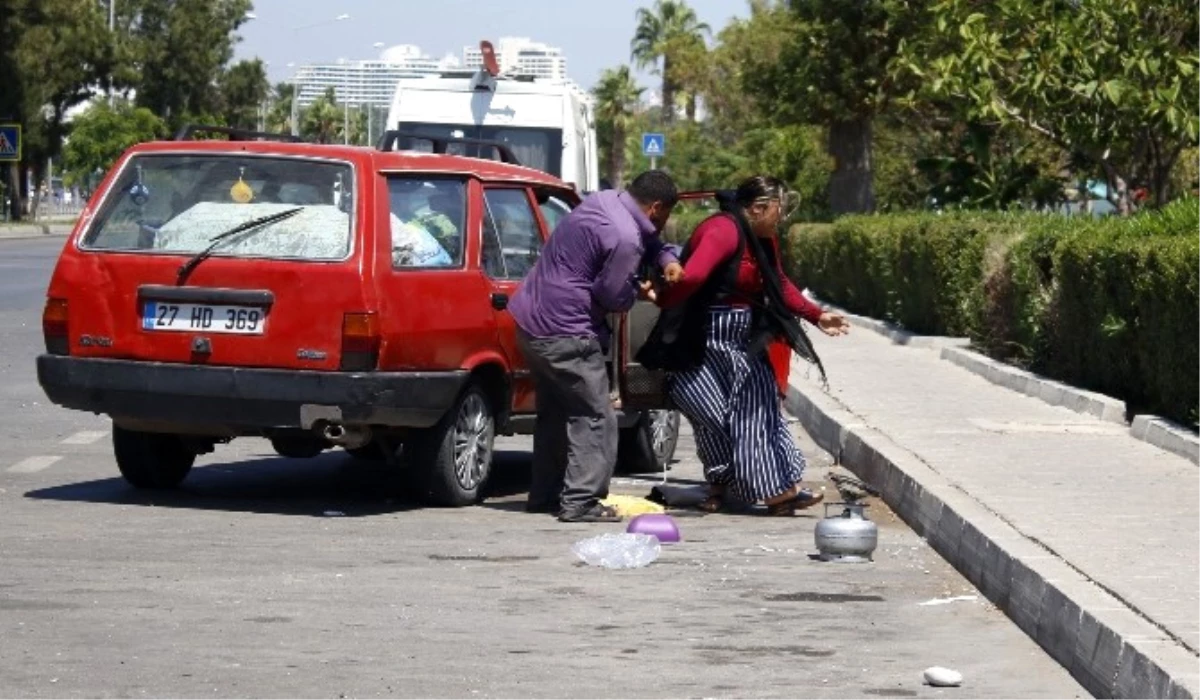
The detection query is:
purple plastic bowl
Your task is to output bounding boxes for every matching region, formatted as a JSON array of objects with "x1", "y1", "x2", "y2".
[{"x1": 626, "y1": 513, "x2": 681, "y2": 543}]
